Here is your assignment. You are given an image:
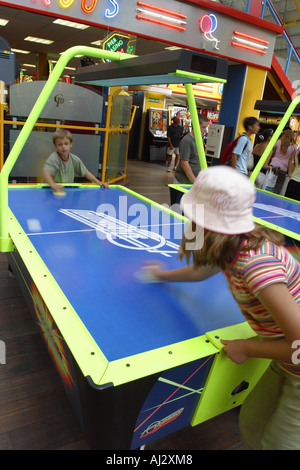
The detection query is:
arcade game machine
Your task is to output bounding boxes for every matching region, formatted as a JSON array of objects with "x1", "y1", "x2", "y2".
[
  {"x1": 142, "y1": 107, "x2": 169, "y2": 162},
  {"x1": 0, "y1": 35, "x2": 19, "y2": 87},
  {"x1": 0, "y1": 46, "x2": 272, "y2": 450},
  {"x1": 205, "y1": 123, "x2": 233, "y2": 166}
]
